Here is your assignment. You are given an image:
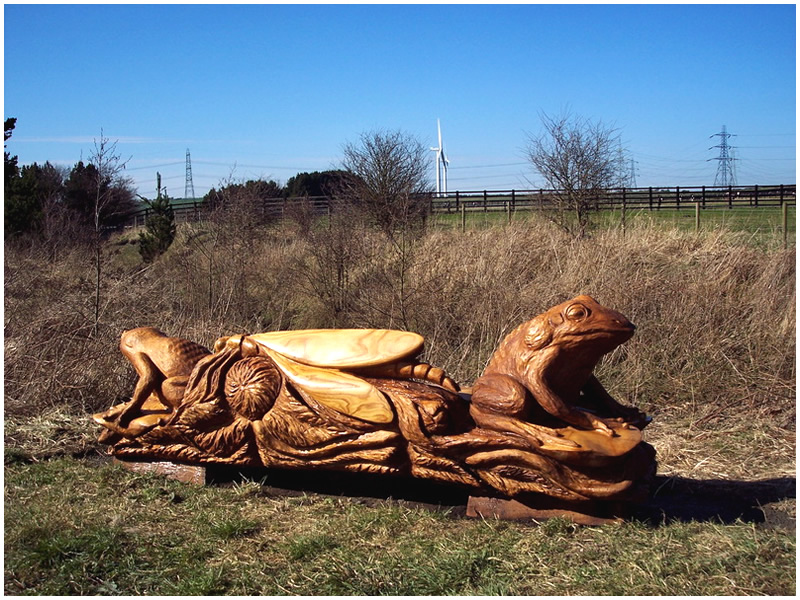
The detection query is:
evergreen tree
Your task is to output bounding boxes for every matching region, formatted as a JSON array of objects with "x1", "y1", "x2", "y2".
[
  {"x1": 5, "y1": 163, "x2": 43, "y2": 235},
  {"x1": 5, "y1": 118, "x2": 19, "y2": 183},
  {"x1": 138, "y1": 187, "x2": 176, "y2": 263},
  {"x1": 63, "y1": 160, "x2": 137, "y2": 231},
  {"x1": 284, "y1": 170, "x2": 351, "y2": 198},
  {"x1": 3, "y1": 117, "x2": 28, "y2": 237}
]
